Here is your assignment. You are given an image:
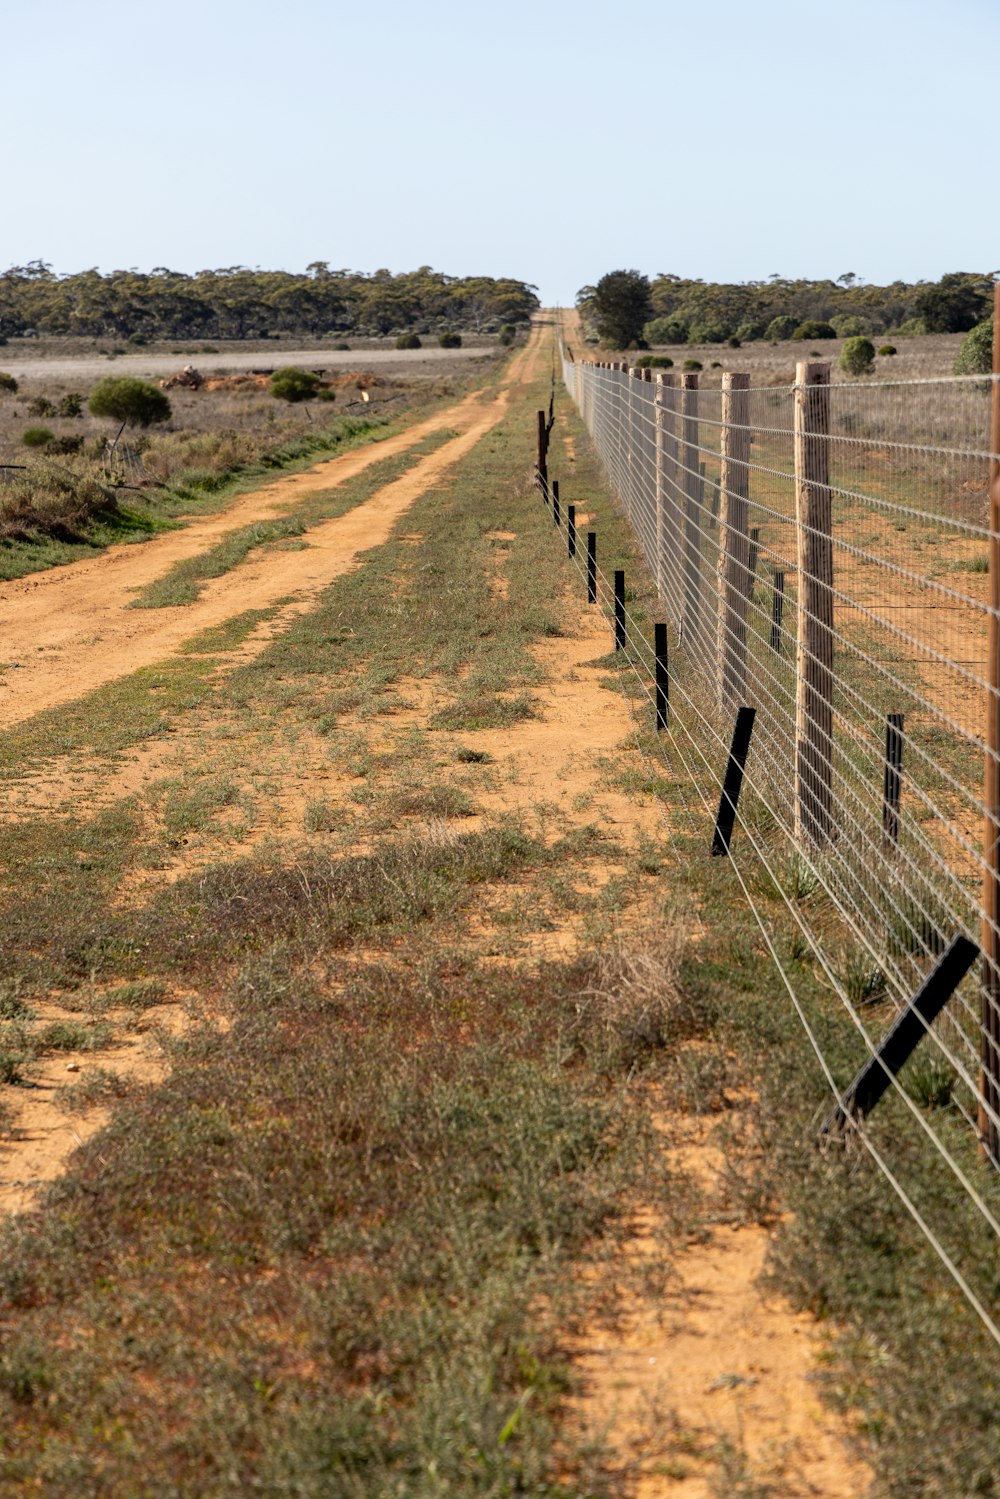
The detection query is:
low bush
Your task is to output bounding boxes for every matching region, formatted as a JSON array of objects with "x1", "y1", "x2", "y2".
[
  {"x1": 22, "y1": 426, "x2": 54, "y2": 448},
  {"x1": 792, "y1": 320, "x2": 836, "y2": 340},
  {"x1": 58, "y1": 392, "x2": 83, "y2": 417},
  {"x1": 438, "y1": 331, "x2": 462, "y2": 349},
  {"x1": 27, "y1": 396, "x2": 54, "y2": 418},
  {"x1": 878, "y1": 344, "x2": 898, "y2": 357},
  {"x1": 498, "y1": 324, "x2": 517, "y2": 346},
  {"x1": 832, "y1": 314, "x2": 872, "y2": 338},
  {"x1": 954, "y1": 319, "x2": 993, "y2": 375},
  {"x1": 727, "y1": 335, "x2": 741, "y2": 348},
  {"x1": 643, "y1": 315, "x2": 688, "y2": 345},
  {"x1": 687, "y1": 321, "x2": 729, "y2": 345},
  {"x1": 395, "y1": 332, "x2": 422, "y2": 350},
  {"x1": 0, "y1": 372, "x2": 18, "y2": 394},
  {"x1": 893, "y1": 316, "x2": 927, "y2": 337},
  {"x1": 765, "y1": 315, "x2": 798, "y2": 341},
  {"x1": 840, "y1": 336, "x2": 876, "y2": 376},
  {"x1": 682, "y1": 358, "x2": 703, "y2": 371},
  {"x1": 0, "y1": 462, "x2": 112, "y2": 539},
  {"x1": 269, "y1": 367, "x2": 322, "y2": 403},
  {"x1": 634, "y1": 355, "x2": 674, "y2": 369},
  {"x1": 89, "y1": 376, "x2": 171, "y2": 428}
]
